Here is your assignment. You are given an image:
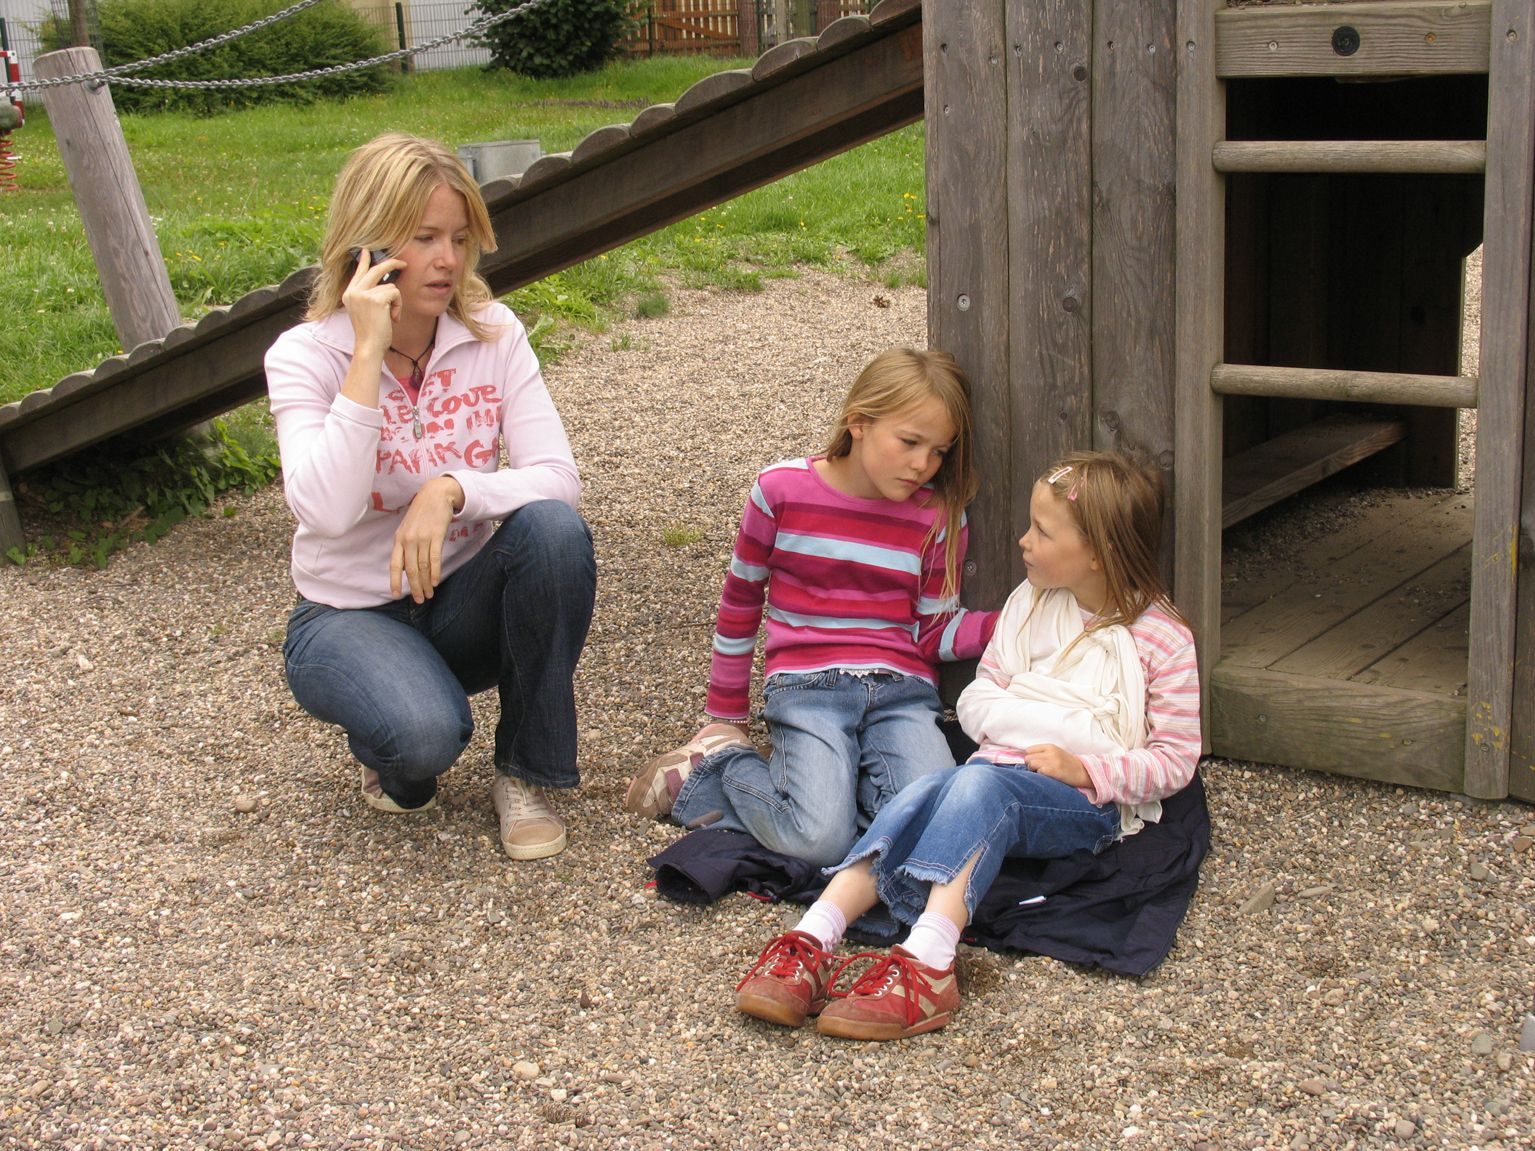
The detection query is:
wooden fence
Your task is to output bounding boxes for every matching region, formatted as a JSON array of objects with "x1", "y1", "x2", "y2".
[{"x1": 622, "y1": 1, "x2": 871, "y2": 58}]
